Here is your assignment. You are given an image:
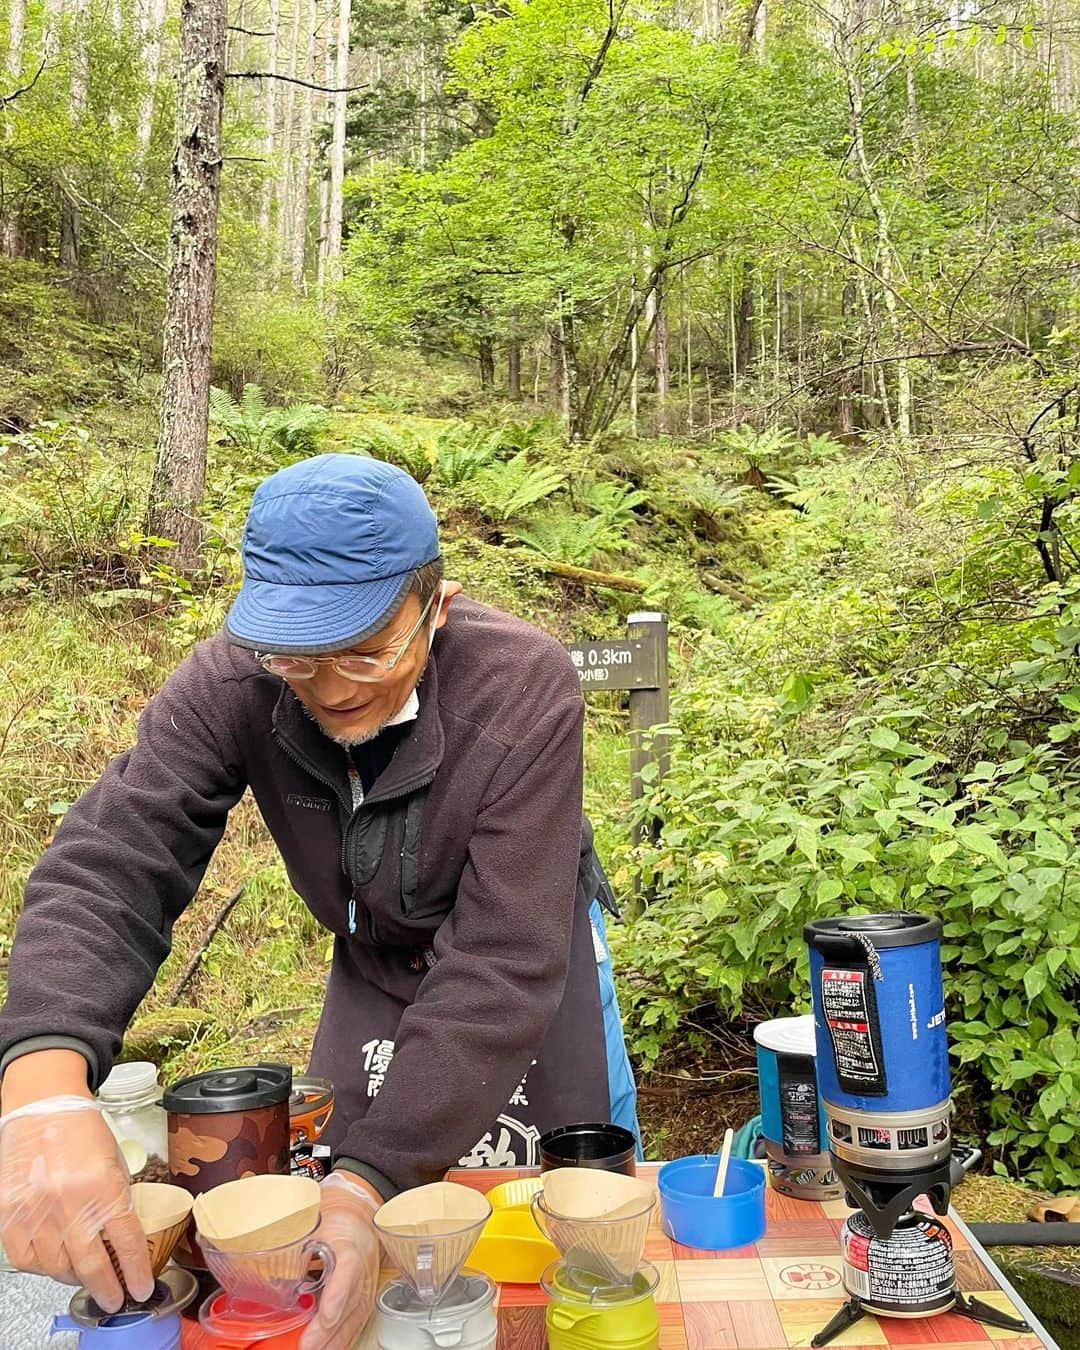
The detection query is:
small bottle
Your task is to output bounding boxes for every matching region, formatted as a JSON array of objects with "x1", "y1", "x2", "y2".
[{"x1": 98, "y1": 1061, "x2": 169, "y2": 1184}]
